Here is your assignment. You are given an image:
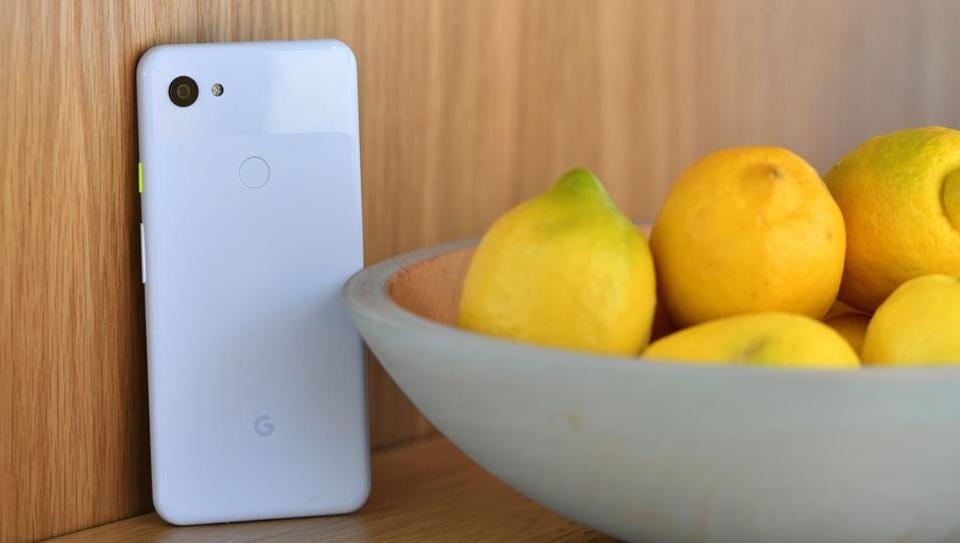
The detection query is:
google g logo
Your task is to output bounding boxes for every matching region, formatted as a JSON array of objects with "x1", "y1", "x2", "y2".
[{"x1": 254, "y1": 415, "x2": 274, "y2": 437}]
